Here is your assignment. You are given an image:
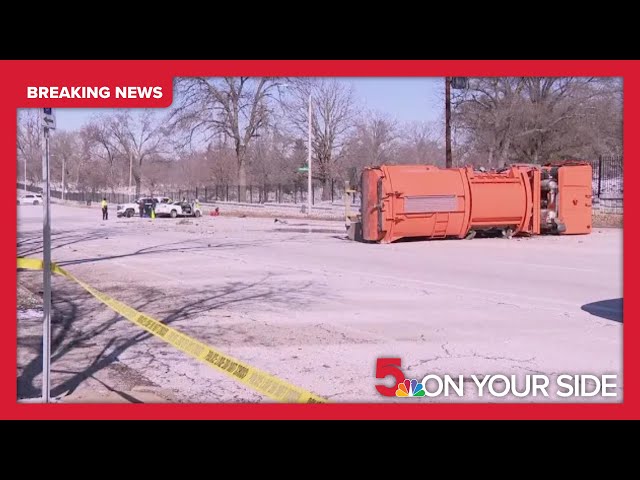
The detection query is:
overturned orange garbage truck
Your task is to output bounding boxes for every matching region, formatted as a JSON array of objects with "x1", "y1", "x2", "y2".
[{"x1": 352, "y1": 162, "x2": 593, "y2": 243}]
